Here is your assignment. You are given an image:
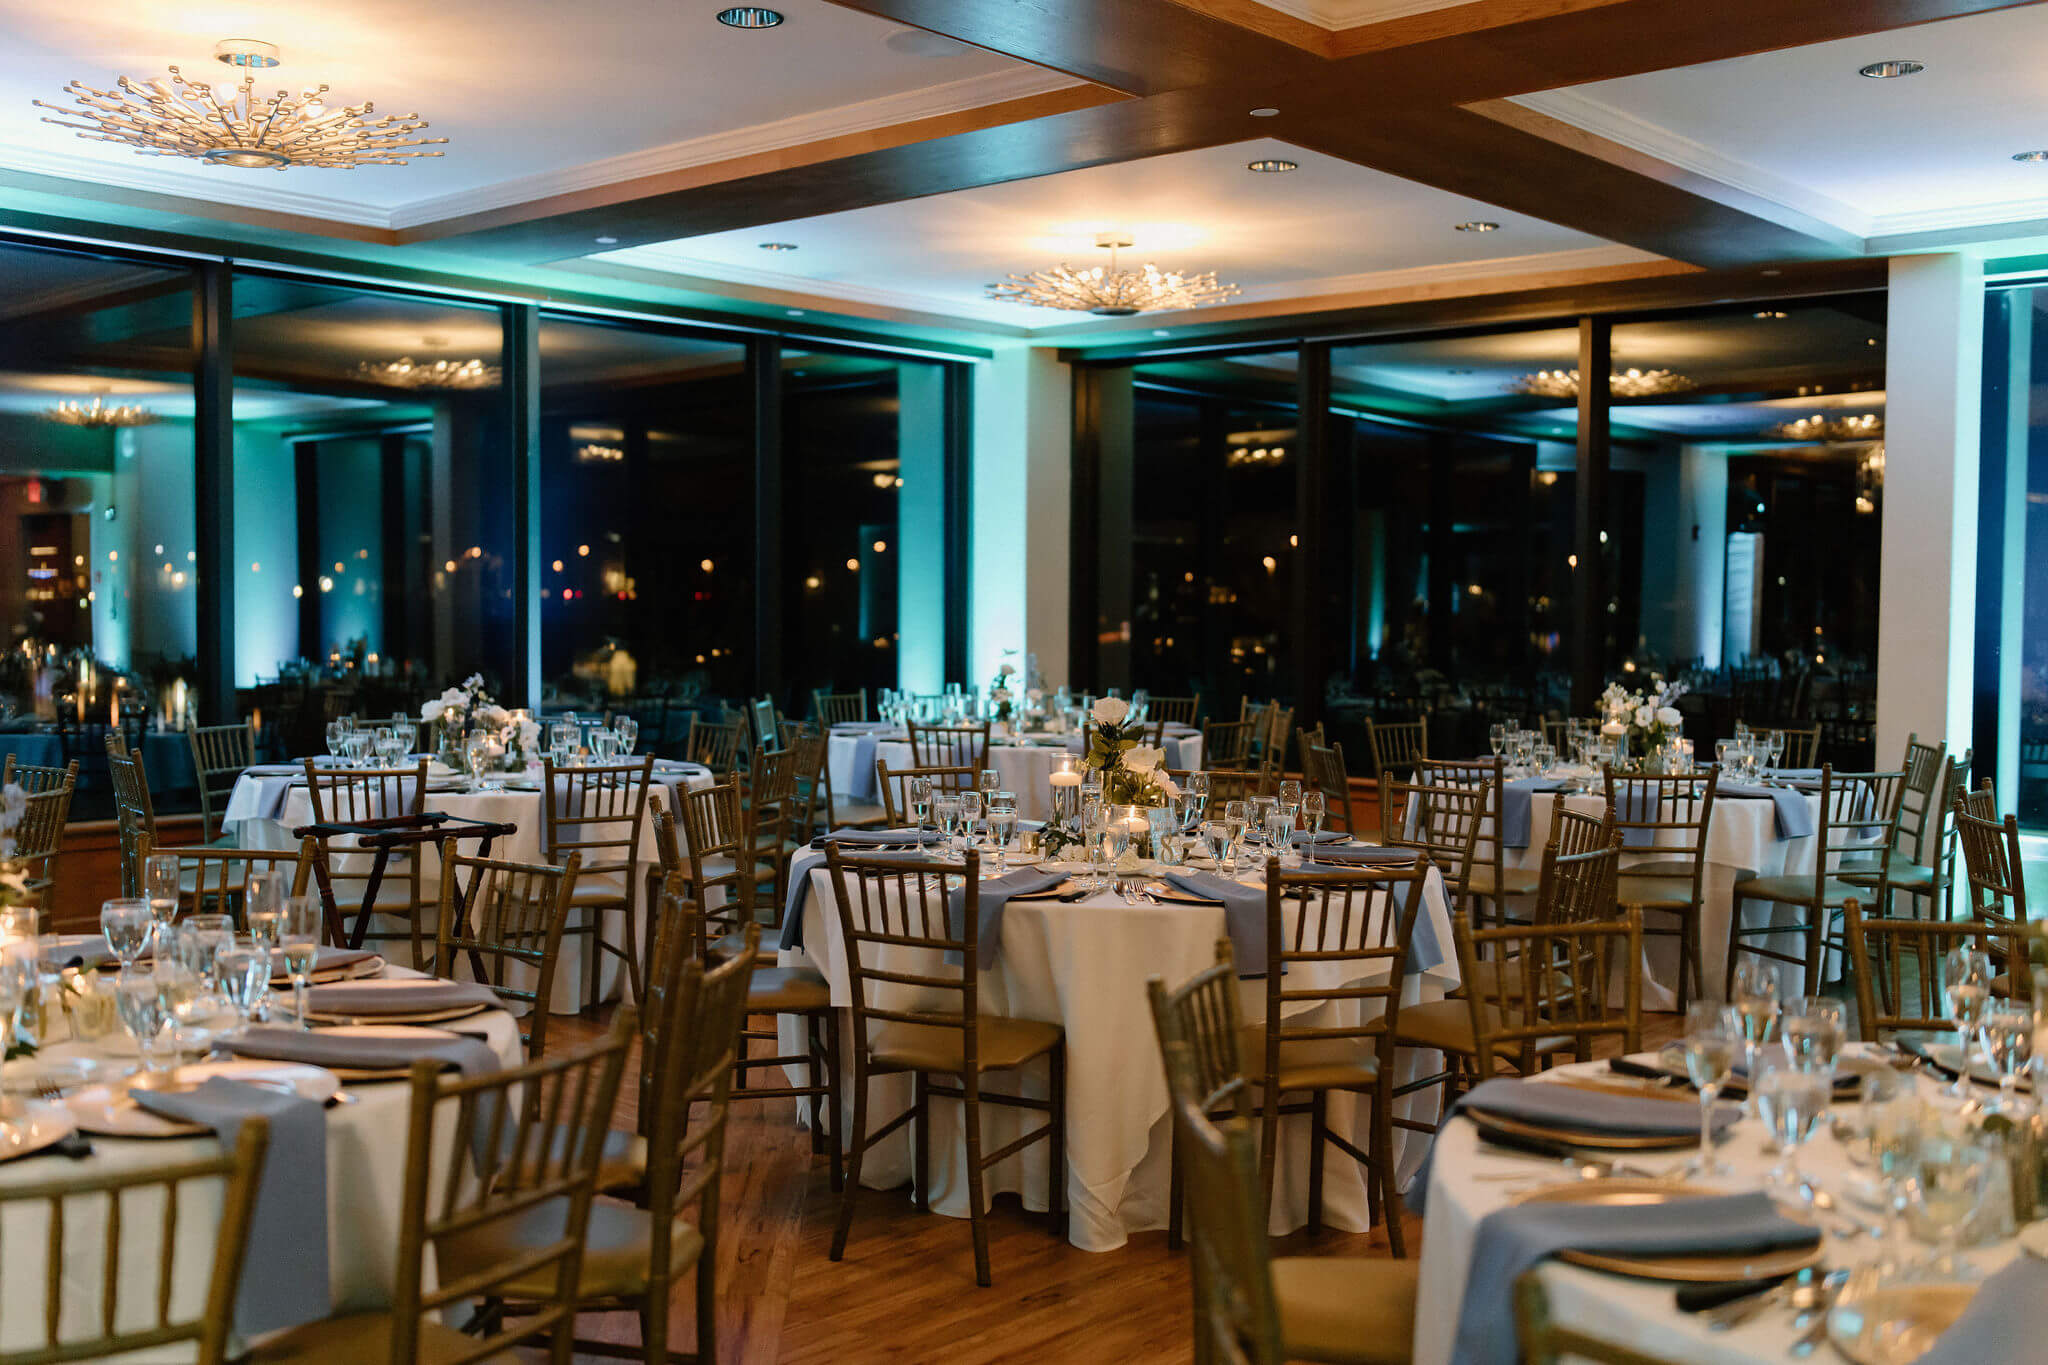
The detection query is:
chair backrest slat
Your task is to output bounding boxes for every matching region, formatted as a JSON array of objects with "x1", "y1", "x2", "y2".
[{"x1": 435, "y1": 845, "x2": 581, "y2": 1060}]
